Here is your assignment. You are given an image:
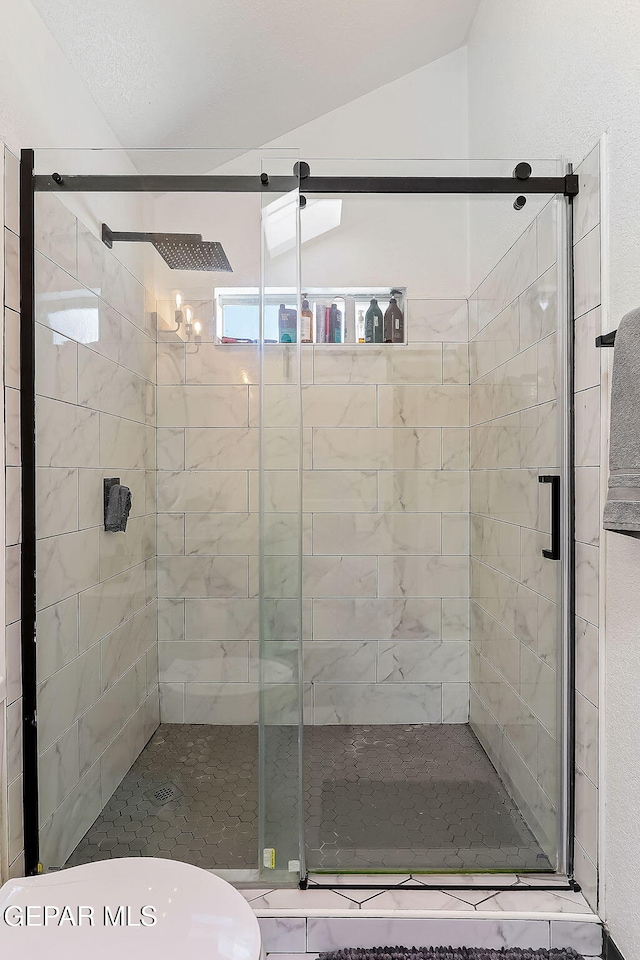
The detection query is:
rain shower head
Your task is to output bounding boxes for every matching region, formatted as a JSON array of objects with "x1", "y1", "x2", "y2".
[{"x1": 101, "y1": 223, "x2": 232, "y2": 272}]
